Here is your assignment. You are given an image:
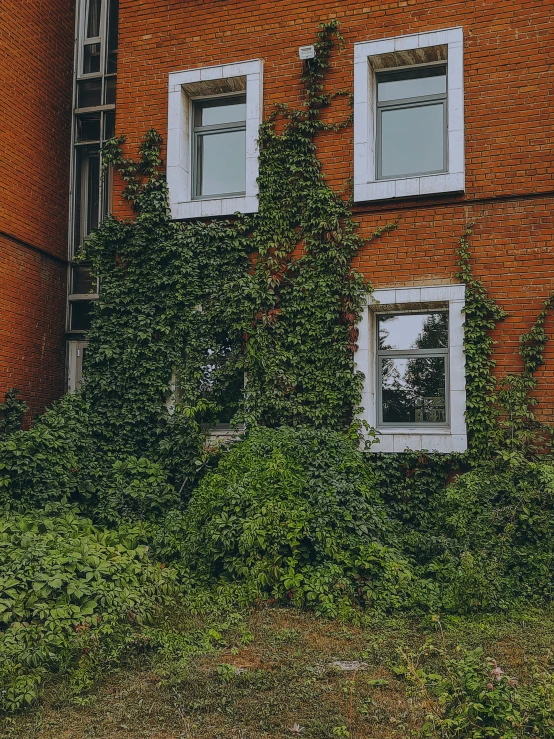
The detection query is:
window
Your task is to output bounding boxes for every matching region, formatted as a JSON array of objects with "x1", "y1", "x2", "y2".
[
  {"x1": 376, "y1": 66, "x2": 447, "y2": 180},
  {"x1": 377, "y1": 311, "x2": 448, "y2": 425},
  {"x1": 353, "y1": 27, "x2": 464, "y2": 201},
  {"x1": 192, "y1": 95, "x2": 247, "y2": 199},
  {"x1": 167, "y1": 59, "x2": 263, "y2": 219},
  {"x1": 68, "y1": 0, "x2": 118, "y2": 383},
  {"x1": 356, "y1": 285, "x2": 467, "y2": 453}
]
